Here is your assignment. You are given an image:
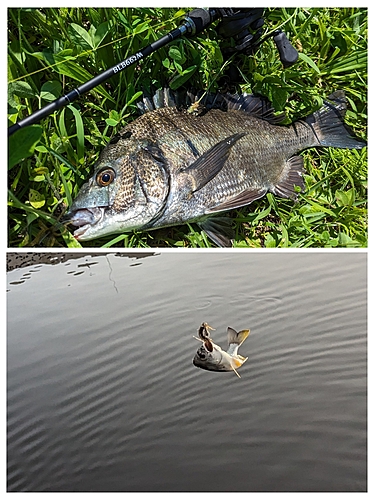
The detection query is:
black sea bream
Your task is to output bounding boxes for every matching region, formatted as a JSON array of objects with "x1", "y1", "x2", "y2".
[{"x1": 66, "y1": 89, "x2": 366, "y2": 246}]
